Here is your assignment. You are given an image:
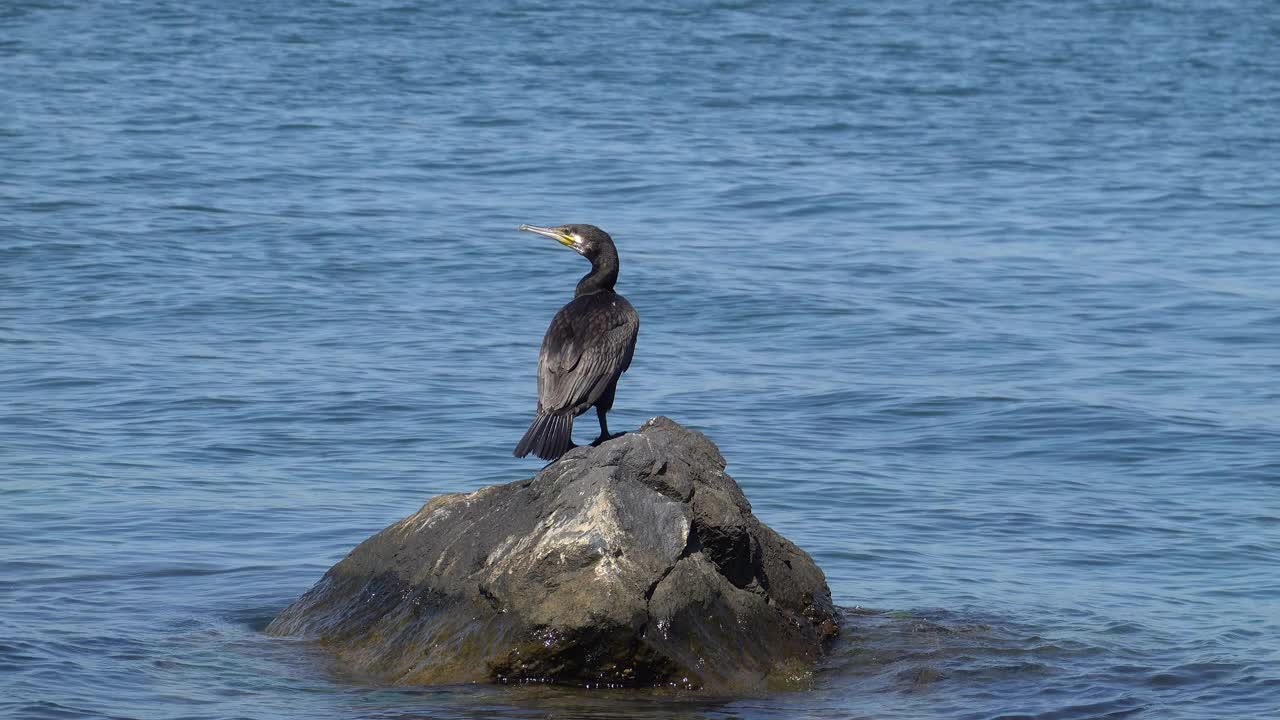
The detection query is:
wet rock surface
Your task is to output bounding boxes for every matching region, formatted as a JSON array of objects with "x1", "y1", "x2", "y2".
[{"x1": 267, "y1": 417, "x2": 839, "y2": 690}]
